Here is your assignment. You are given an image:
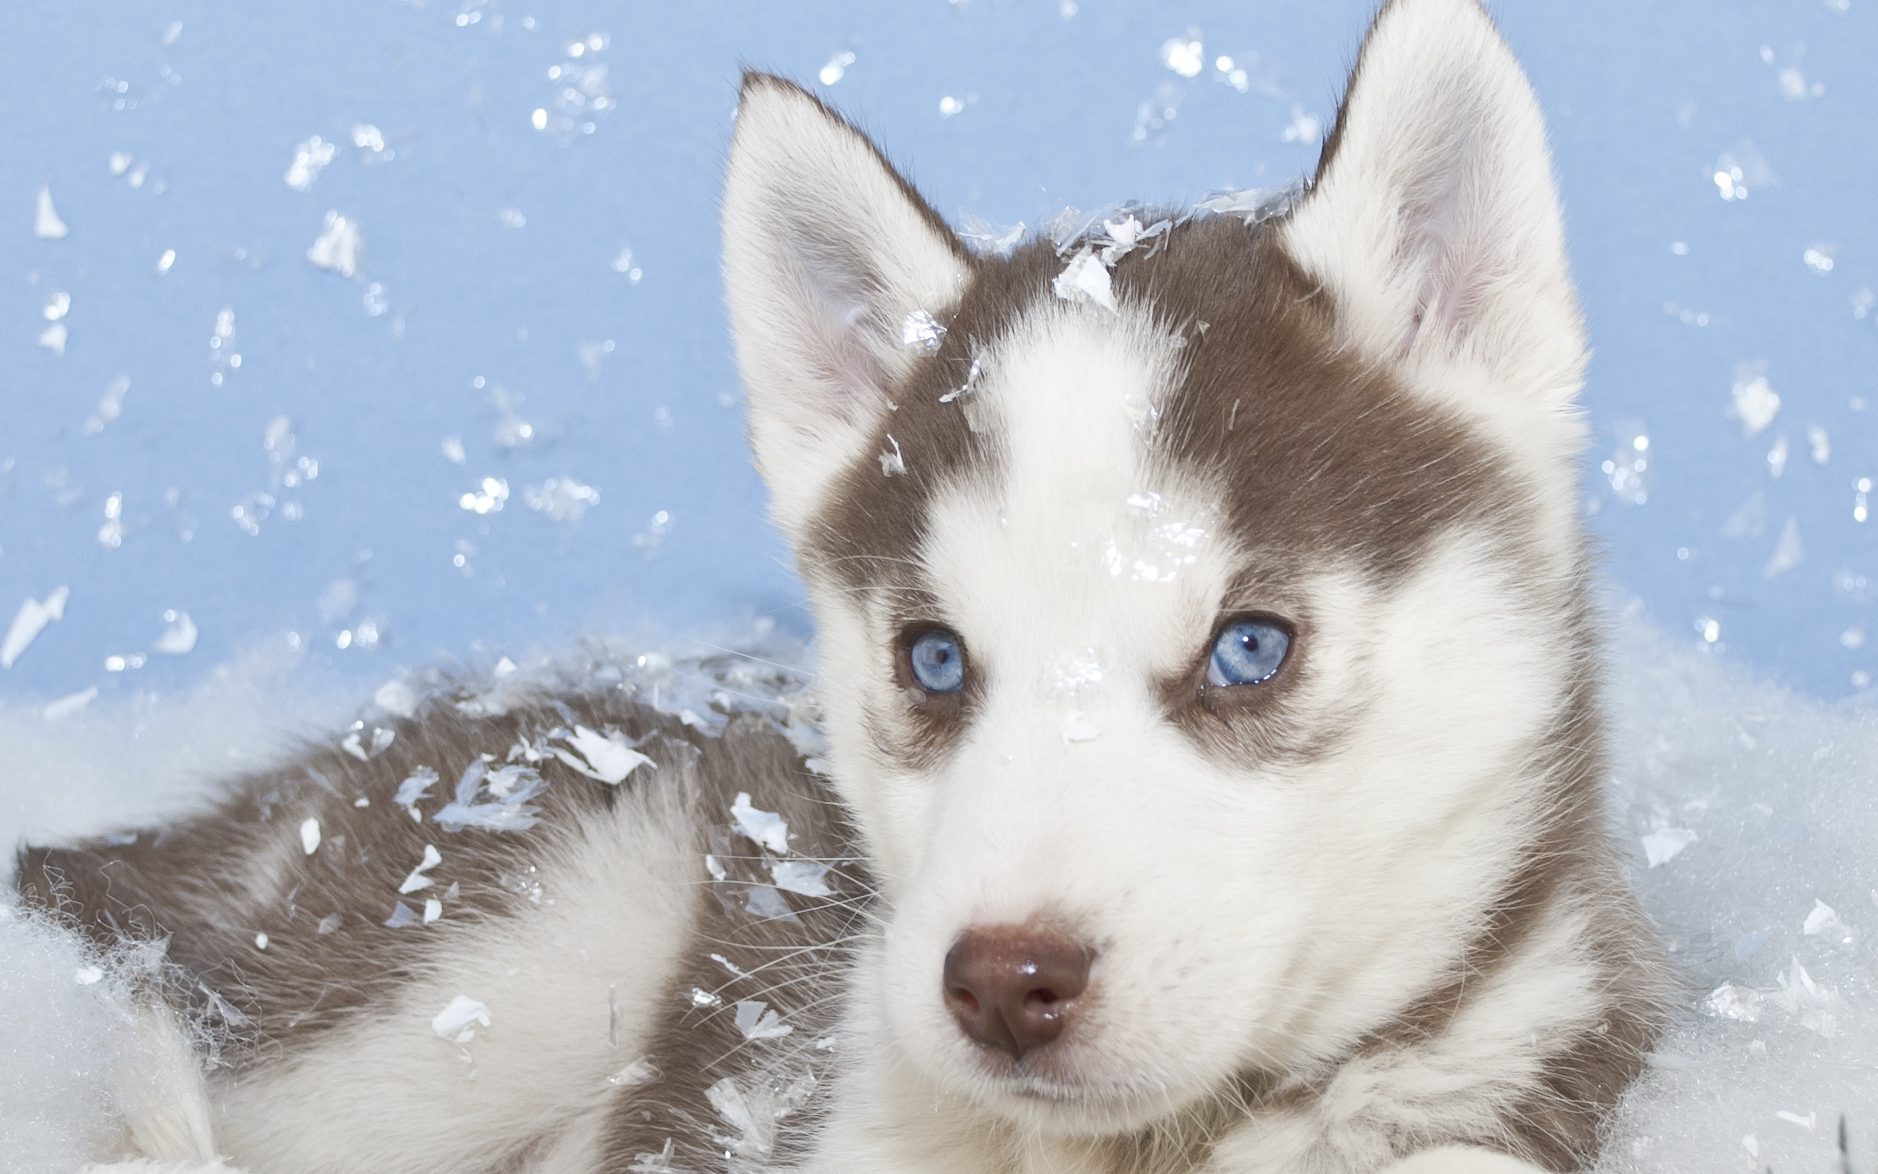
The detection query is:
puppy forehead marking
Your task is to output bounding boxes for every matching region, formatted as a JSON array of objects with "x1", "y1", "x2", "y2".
[{"x1": 920, "y1": 301, "x2": 1226, "y2": 676}]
